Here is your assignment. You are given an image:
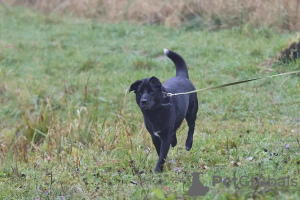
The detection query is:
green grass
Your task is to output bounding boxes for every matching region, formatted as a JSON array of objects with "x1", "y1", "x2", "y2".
[{"x1": 0, "y1": 5, "x2": 300, "y2": 199}]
